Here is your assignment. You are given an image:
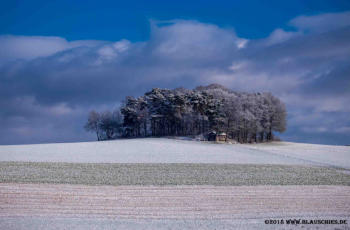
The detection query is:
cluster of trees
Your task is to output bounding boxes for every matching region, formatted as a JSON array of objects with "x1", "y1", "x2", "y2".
[
  {"x1": 84, "y1": 110, "x2": 123, "y2": 141},
  {"x1": 85, "y1": 84, "x2": 287, "y2": 143}
]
